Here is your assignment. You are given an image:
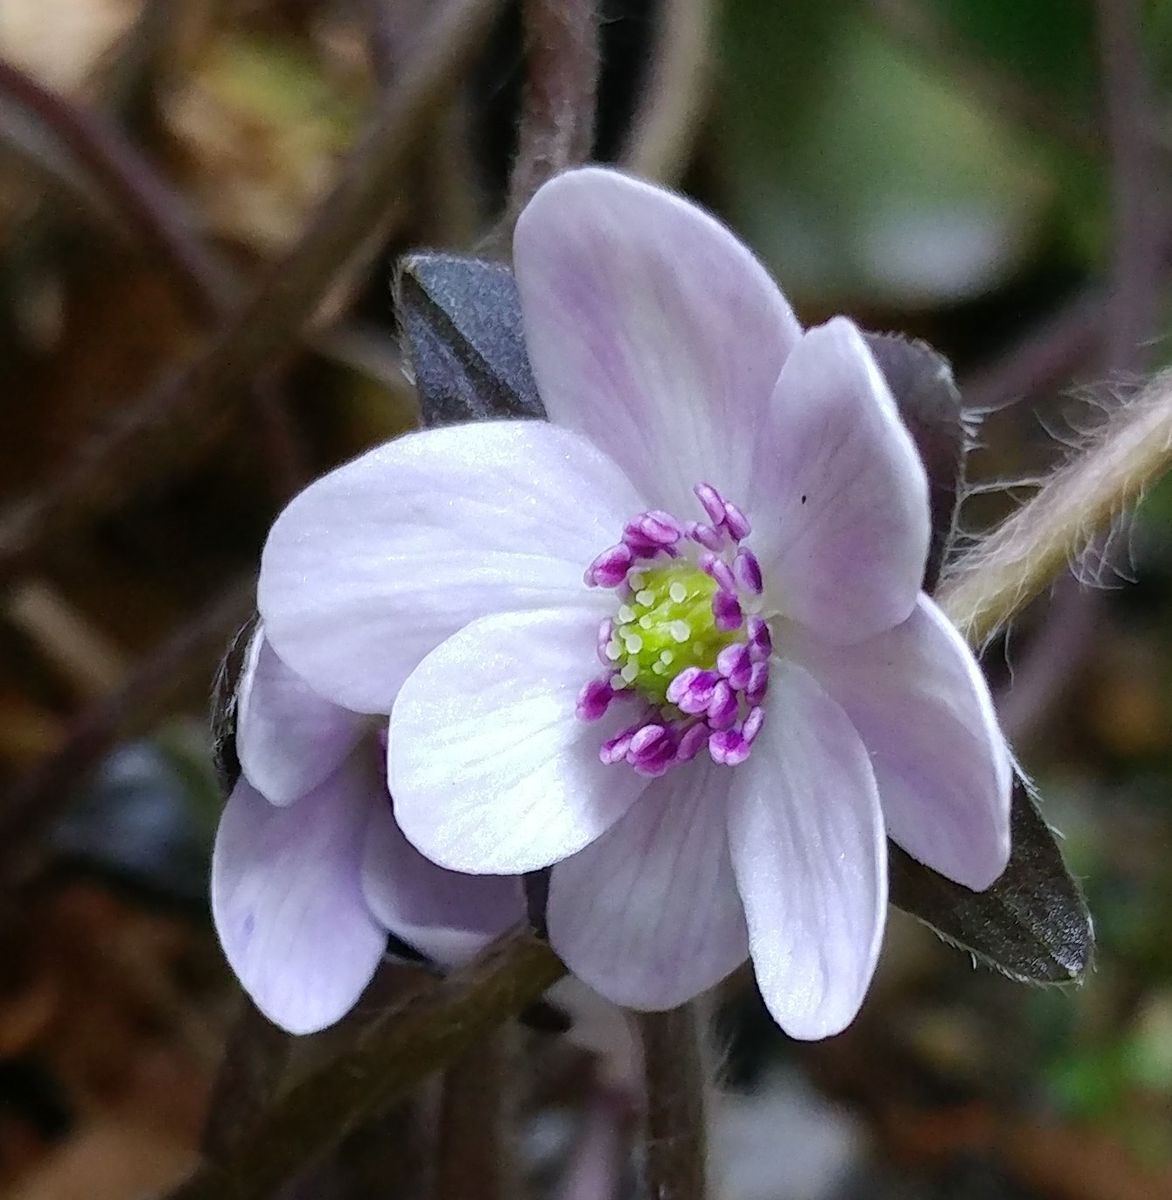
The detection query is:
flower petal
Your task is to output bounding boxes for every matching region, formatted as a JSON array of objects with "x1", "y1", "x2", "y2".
[
  {"x1": 787, "y1": 595, "x2": 1012, "y2": 891},
  {"x1": 727, "y1": 661, "x2": 887, "y2": 1040},
  {"x1": 514, "y1": 166, "x2": 802, "y2": 518},
  {"x1": 236, "y1": 630, "x2": 365, "y2": 806},
  {"x1": 362, "y1": 792, "x2": 526, "y2": 965},
  {"x1": 752, "y1": 318, "x2": 930, "y2": 644},
  {"x1": 390, "y1": 607, "x2": 649, "y2": 874},
  {"x1": 260, "y1": 420, "x2": 643, "y2": 713},
  {"x1": 211, "y1": 750, "x2": 386, "y2": 1034},
  {"x1": 547, "y1": 760, "x2": 749, "y2": 1009}
]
